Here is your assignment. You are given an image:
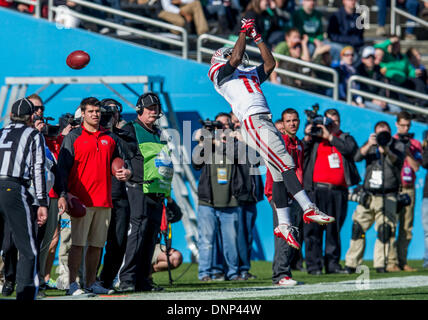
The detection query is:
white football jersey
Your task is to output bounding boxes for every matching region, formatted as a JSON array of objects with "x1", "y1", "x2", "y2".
[{"x1": 208, "y1": 63, "x2": 270, "y2": 122}]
